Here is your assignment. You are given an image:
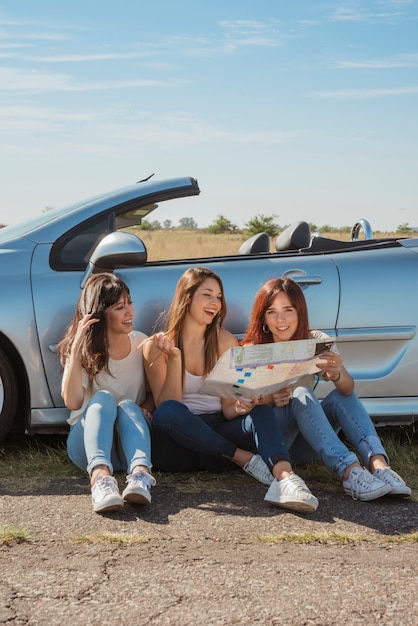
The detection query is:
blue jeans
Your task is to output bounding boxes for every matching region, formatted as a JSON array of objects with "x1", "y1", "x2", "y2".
[
  {"x1": 152, "y1": 400, "x2": 292, "y2": 470},
  {"x1": 67, "y1": 390, "x2": 152, "y2": 475},
  {"x1": 276, "y1": 387, "x2": 388, "y2": 480}
]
